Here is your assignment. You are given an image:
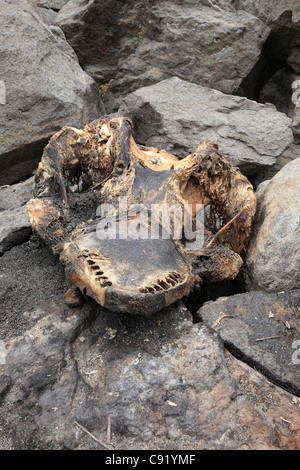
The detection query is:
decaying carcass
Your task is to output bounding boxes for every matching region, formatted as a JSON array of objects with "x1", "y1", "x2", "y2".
[{"x1": 27, "y1": 117, "x2": 256, "y2": 315}]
